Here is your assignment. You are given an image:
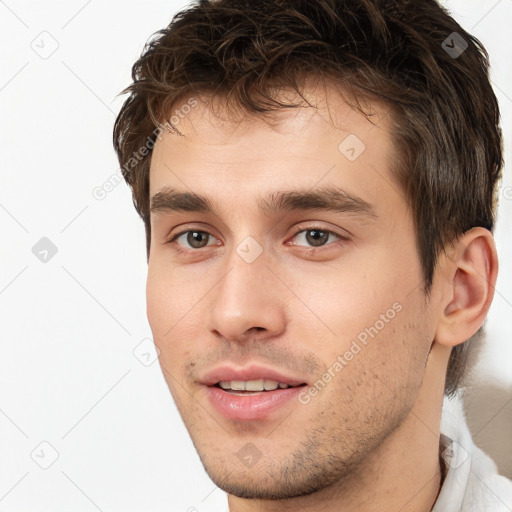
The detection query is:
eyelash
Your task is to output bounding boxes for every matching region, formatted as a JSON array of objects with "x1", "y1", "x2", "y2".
[{"x1": 166, "y1": 225, "x2": 347, "y2": 253}]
